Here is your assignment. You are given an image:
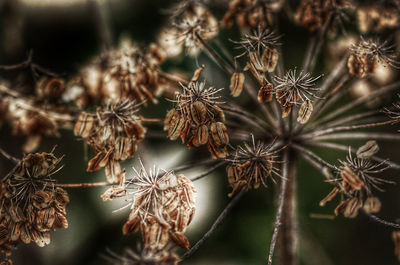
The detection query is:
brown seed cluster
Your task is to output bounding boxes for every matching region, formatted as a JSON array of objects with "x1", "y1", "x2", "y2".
[
  {"x1": 74, "y1": 100, "x2": 146, "y2": 184},
  {"x1": 226, "y1": 138, "x2": 278, "y2": 197},
  {"x1": 295, "y1": 0, "x2": 350, "y2": 32},
  {"x1": 273, "y1": 69, "x2": 321, "y2": 121},
  {"x1": 0, "y1": 152, "x2": 69, "y2": 257},
  {"x1": 163, "y1": 3, "x2": 217, "y2": 56},
  {"x1": 0, "y1": 80, "x2": 74, "y2": 153},
  {"x1": 320, "y1": 143, "x2": 390, "y2": 218},
  {"x1": 65, "y1": 41, "x2": 172, "y2": 107},
  {"x1": 164, "y1": 68, "x2": 229, "y2": 159},
  {"x1": 357, "y1": 5, "x2": 399, "y2": 33},
  {"x1": 232, "y1": 26, "x2": 280, "y2": 94},
  {"x1": 119, "y1": 166, "x2": 196, "y2": 251},
  {"x1": 221, "y1": 0, "x2": 283, "y2": 28},
  {"x1": 348, "y1": 38, "x2": 399, "y2": 78}
]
